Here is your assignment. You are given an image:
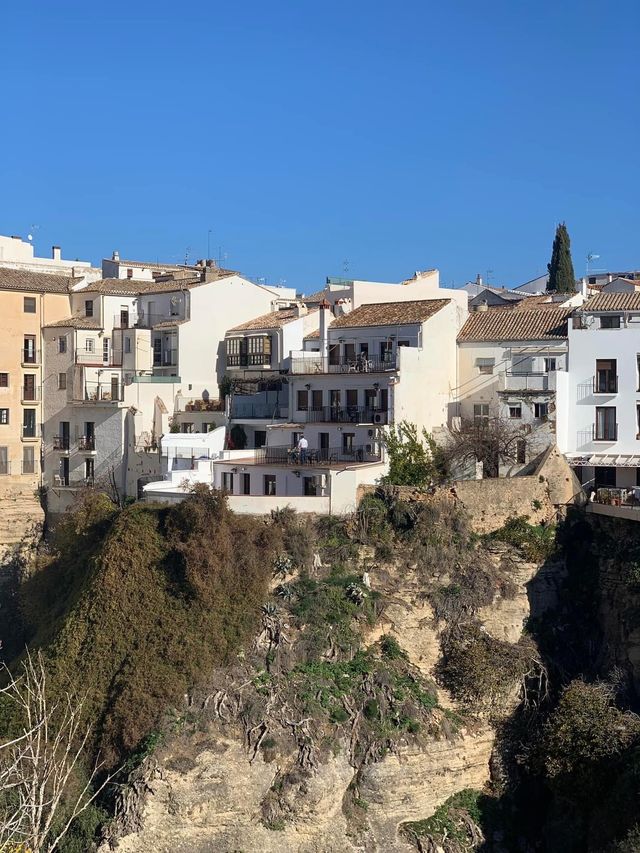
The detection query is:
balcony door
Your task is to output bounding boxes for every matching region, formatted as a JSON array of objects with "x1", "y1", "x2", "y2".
[
  {"x1": 595, "y1": 359, "x2": 617, "y2": 393},
  {"x1": 23, "y1": 374, "x2": 35, "y2": 401},
  {"x1": 595, "y1": 406, "x2": 616, "y2": 441},
  {"x1": 103, "y1": 338, "x2": 111, "y2": 366}
]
